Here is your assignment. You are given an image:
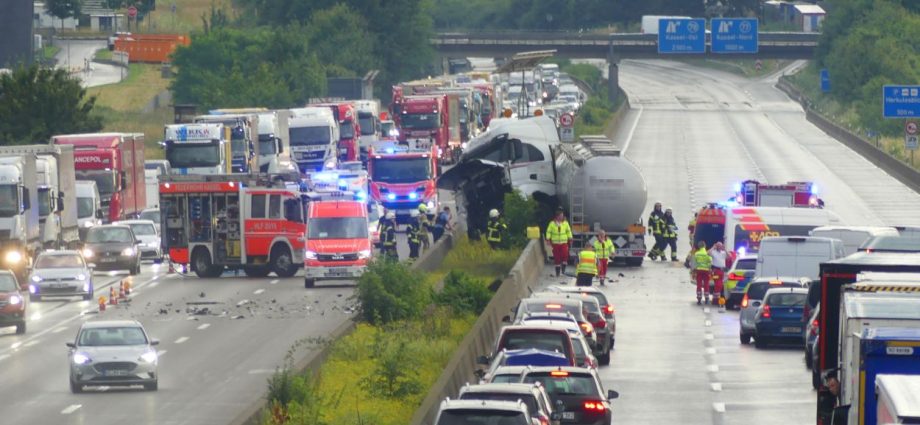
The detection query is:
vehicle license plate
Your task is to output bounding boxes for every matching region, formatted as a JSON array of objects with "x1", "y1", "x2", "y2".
[
  {"x1": 50, "y1": 283, "x2": 67, "y2": 288},
  {"x1": 782, "y1": 327, "x2": 801, "y2": 333},
  {"x1": 104, "y1": 370, "x2": 128, "y2": 377},
  {"x1": 563, "y1": 412, "x2": 575, "y2": 420},
  {"x1": 327, "y1": 269, "x2": 348, "y2": 277},
  {"x1": 100, "y1": 258, "x2": 116, "y2": 263}
]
